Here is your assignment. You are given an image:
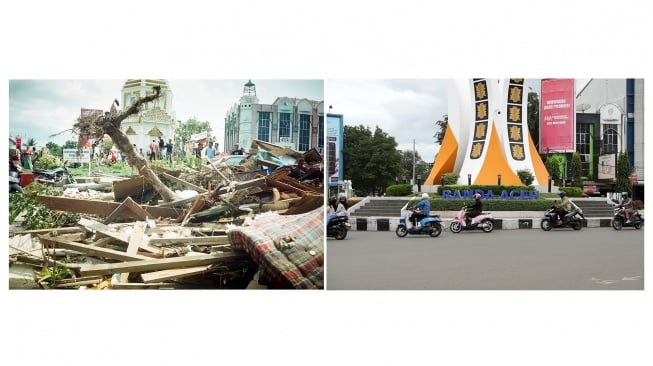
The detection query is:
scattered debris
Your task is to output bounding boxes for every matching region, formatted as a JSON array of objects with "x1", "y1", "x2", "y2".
[{"x1": 9, "y1": 140, "x2": 324, "y2": 290}]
